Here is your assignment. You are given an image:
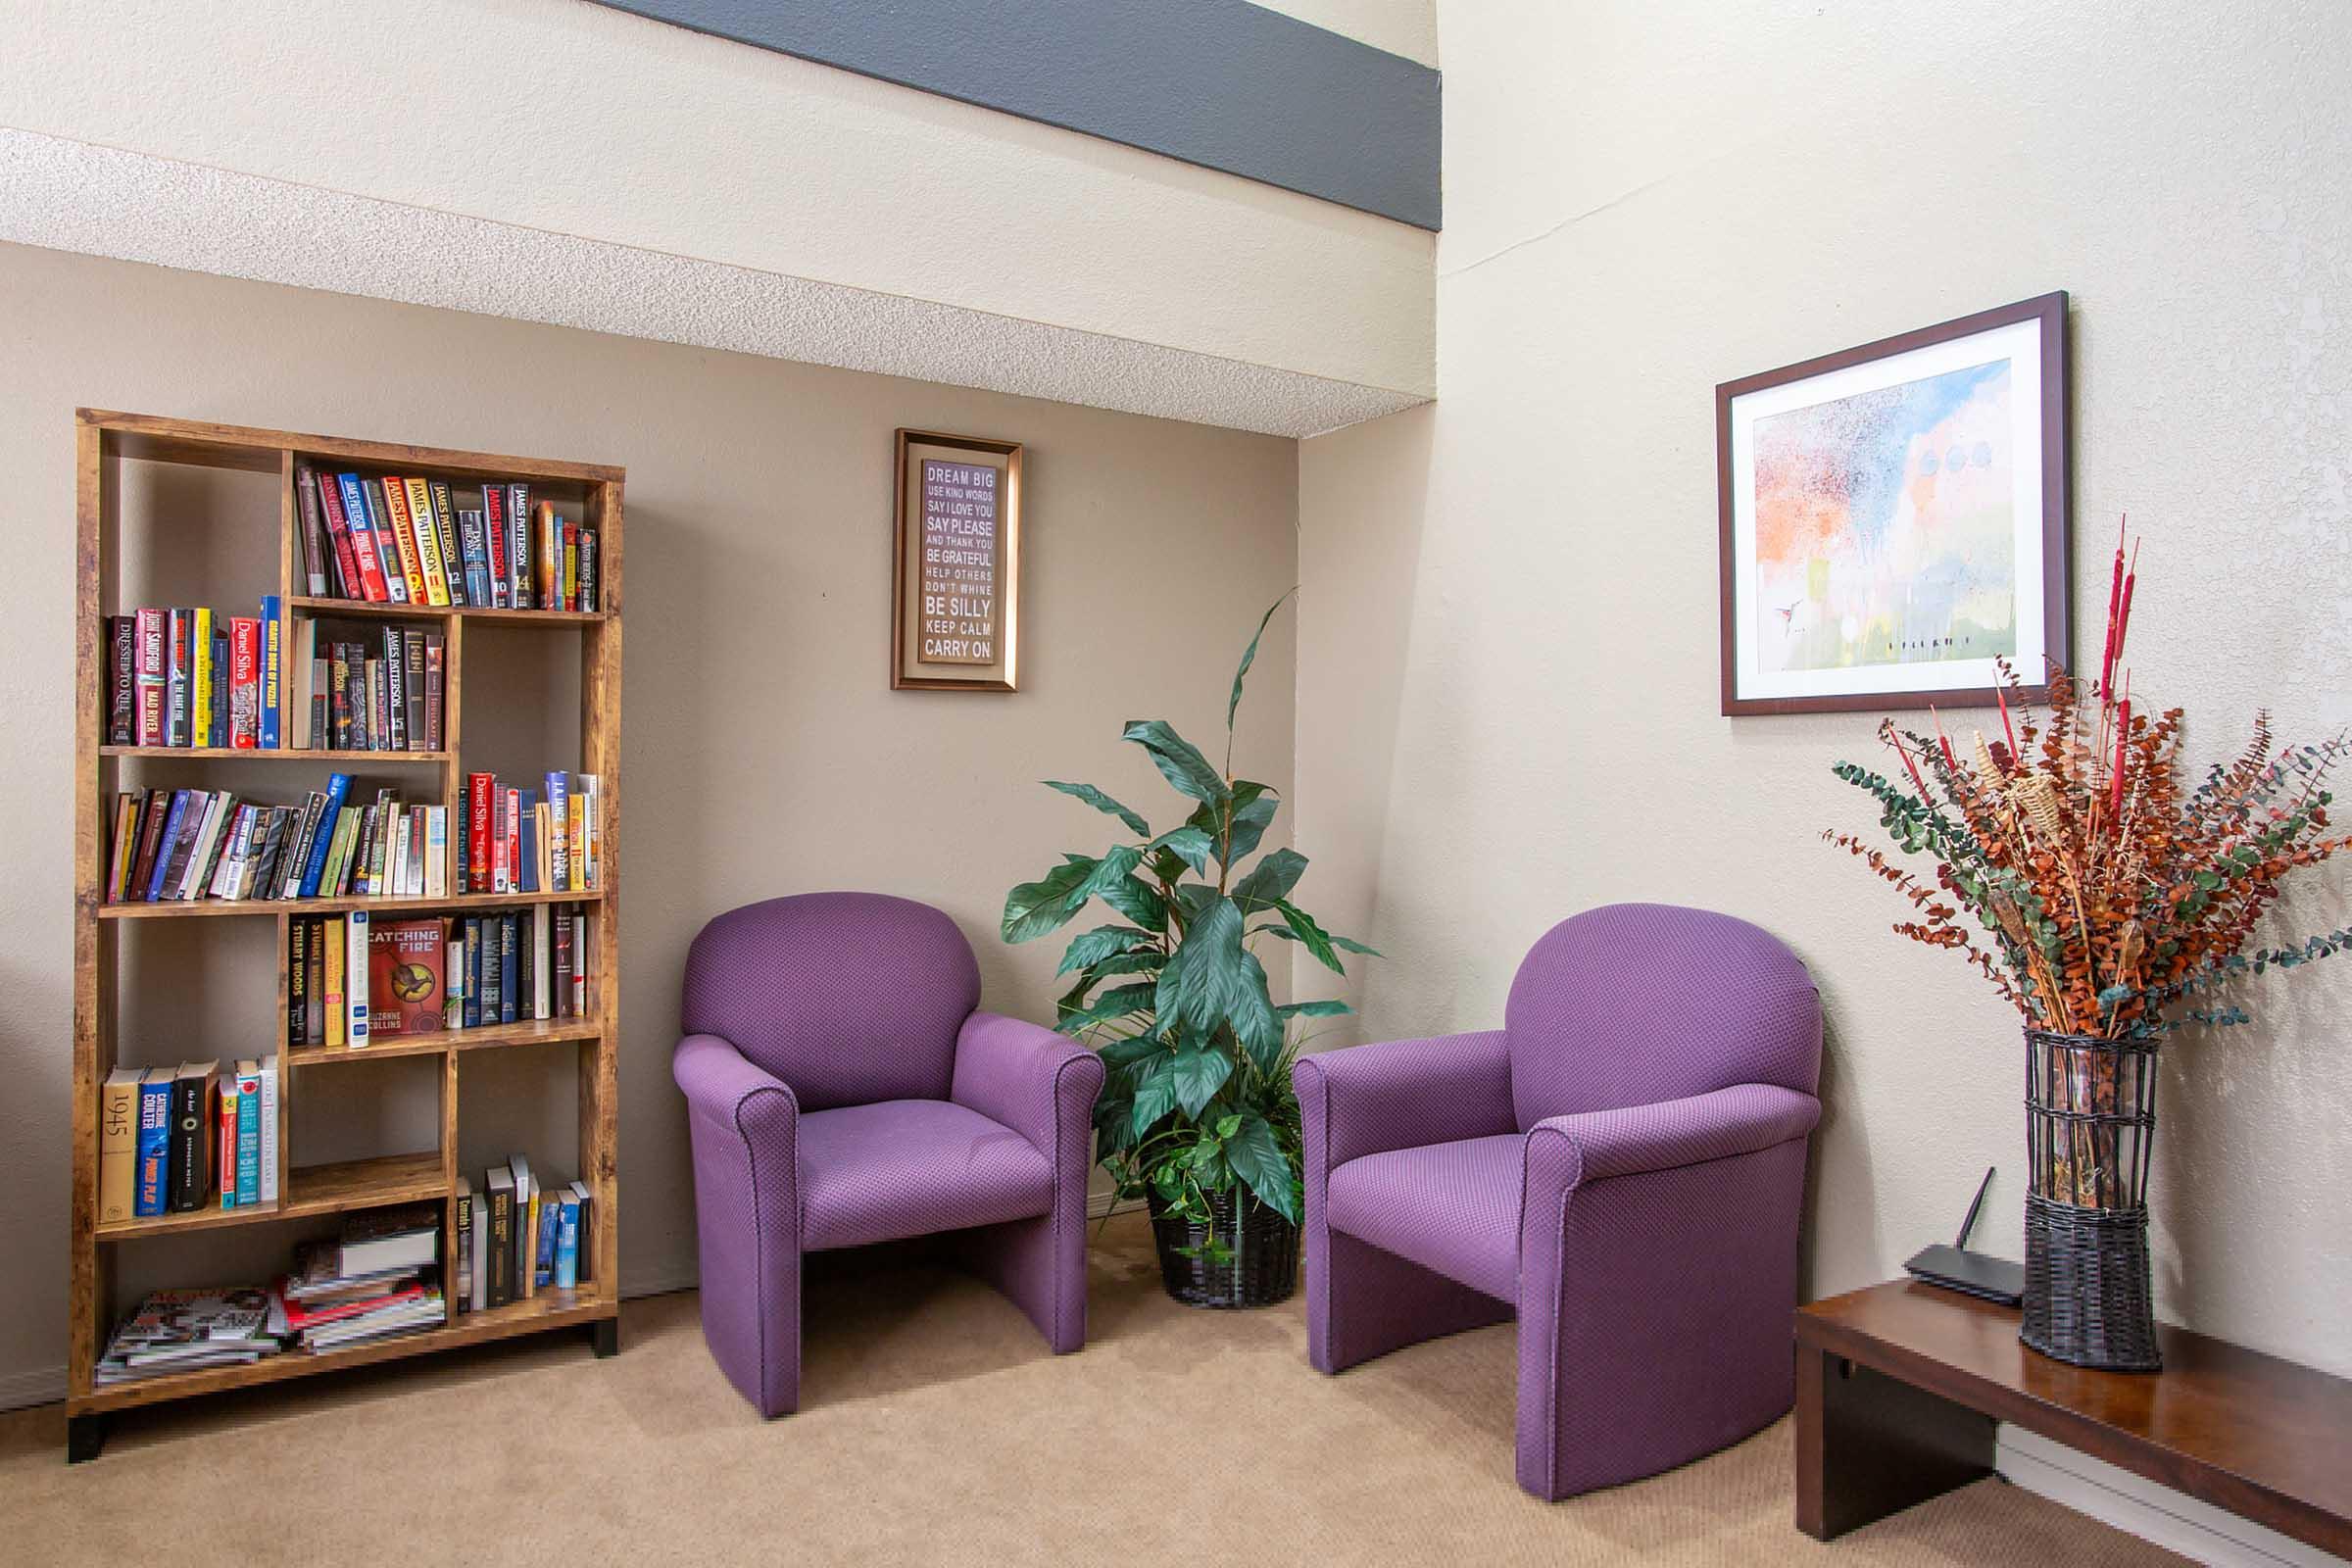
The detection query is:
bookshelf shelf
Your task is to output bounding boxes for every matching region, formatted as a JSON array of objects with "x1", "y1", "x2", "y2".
[
  {"x1": 102, "y1": 746, "x2": 452, "y2": 762},
  {"x1": 77, "y1": 1288, "x2": 608, "y2": 1415},
  {"x1": 287, "y1": 595, "x2": 608, "y2": 625},
  {"x1": 99, "y1": 888, "x2": 606, "y2": 920},
  {"x1": 290, "y1": 1016, "x2": 607, "y2": 1066},
  {"x1": 71, "y1": 410, "x2": 622, "y2": 1458}
]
